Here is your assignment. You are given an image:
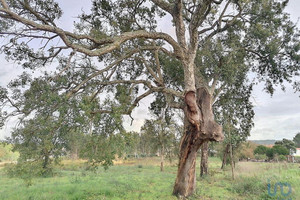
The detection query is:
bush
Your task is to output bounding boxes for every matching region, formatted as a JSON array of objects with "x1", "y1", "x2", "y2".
[
  {"x1": 4, "y1": 160, "x2": 54, "y2": 186},
  {"x1": 272, "y1": 145, "x2": 289, "y2": 156},
  {"x1": 254, "y1": 154, "x2": 267, "y2": 160},
  {"x1": 266, "y1": 148, "x2": 274, "y2": 160},
  {"x1": 254, "y1": 145, "x2": 268, "y2": 155},
  {"x1": 278, "y1": 155, "x2": 287, "y2": 162},
  {"x1": 231, "y1": 176, "x2": 264, "y2": 195}
]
